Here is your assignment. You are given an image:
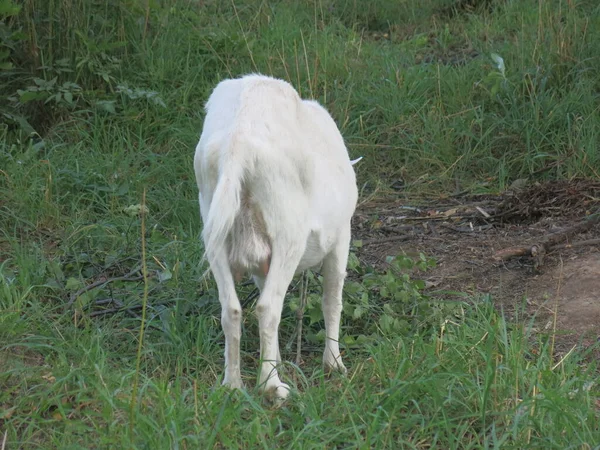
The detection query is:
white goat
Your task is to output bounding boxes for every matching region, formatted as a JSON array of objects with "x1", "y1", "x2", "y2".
[{"x1": 194, "y1": 74, "x2": 359, "y2": 400}]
